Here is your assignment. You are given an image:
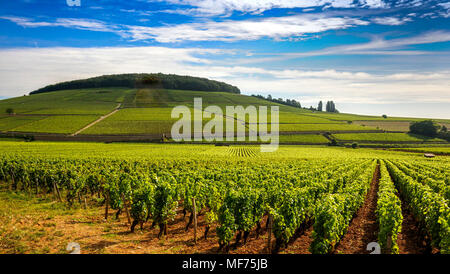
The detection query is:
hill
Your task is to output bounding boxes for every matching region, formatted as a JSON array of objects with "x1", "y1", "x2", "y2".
[
  {"x1": 29, "y1": 73, "x2": 240, "y2": 95},
  {"x1": 0, "y1": 85, "x2": 449, "y2": 145}
]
